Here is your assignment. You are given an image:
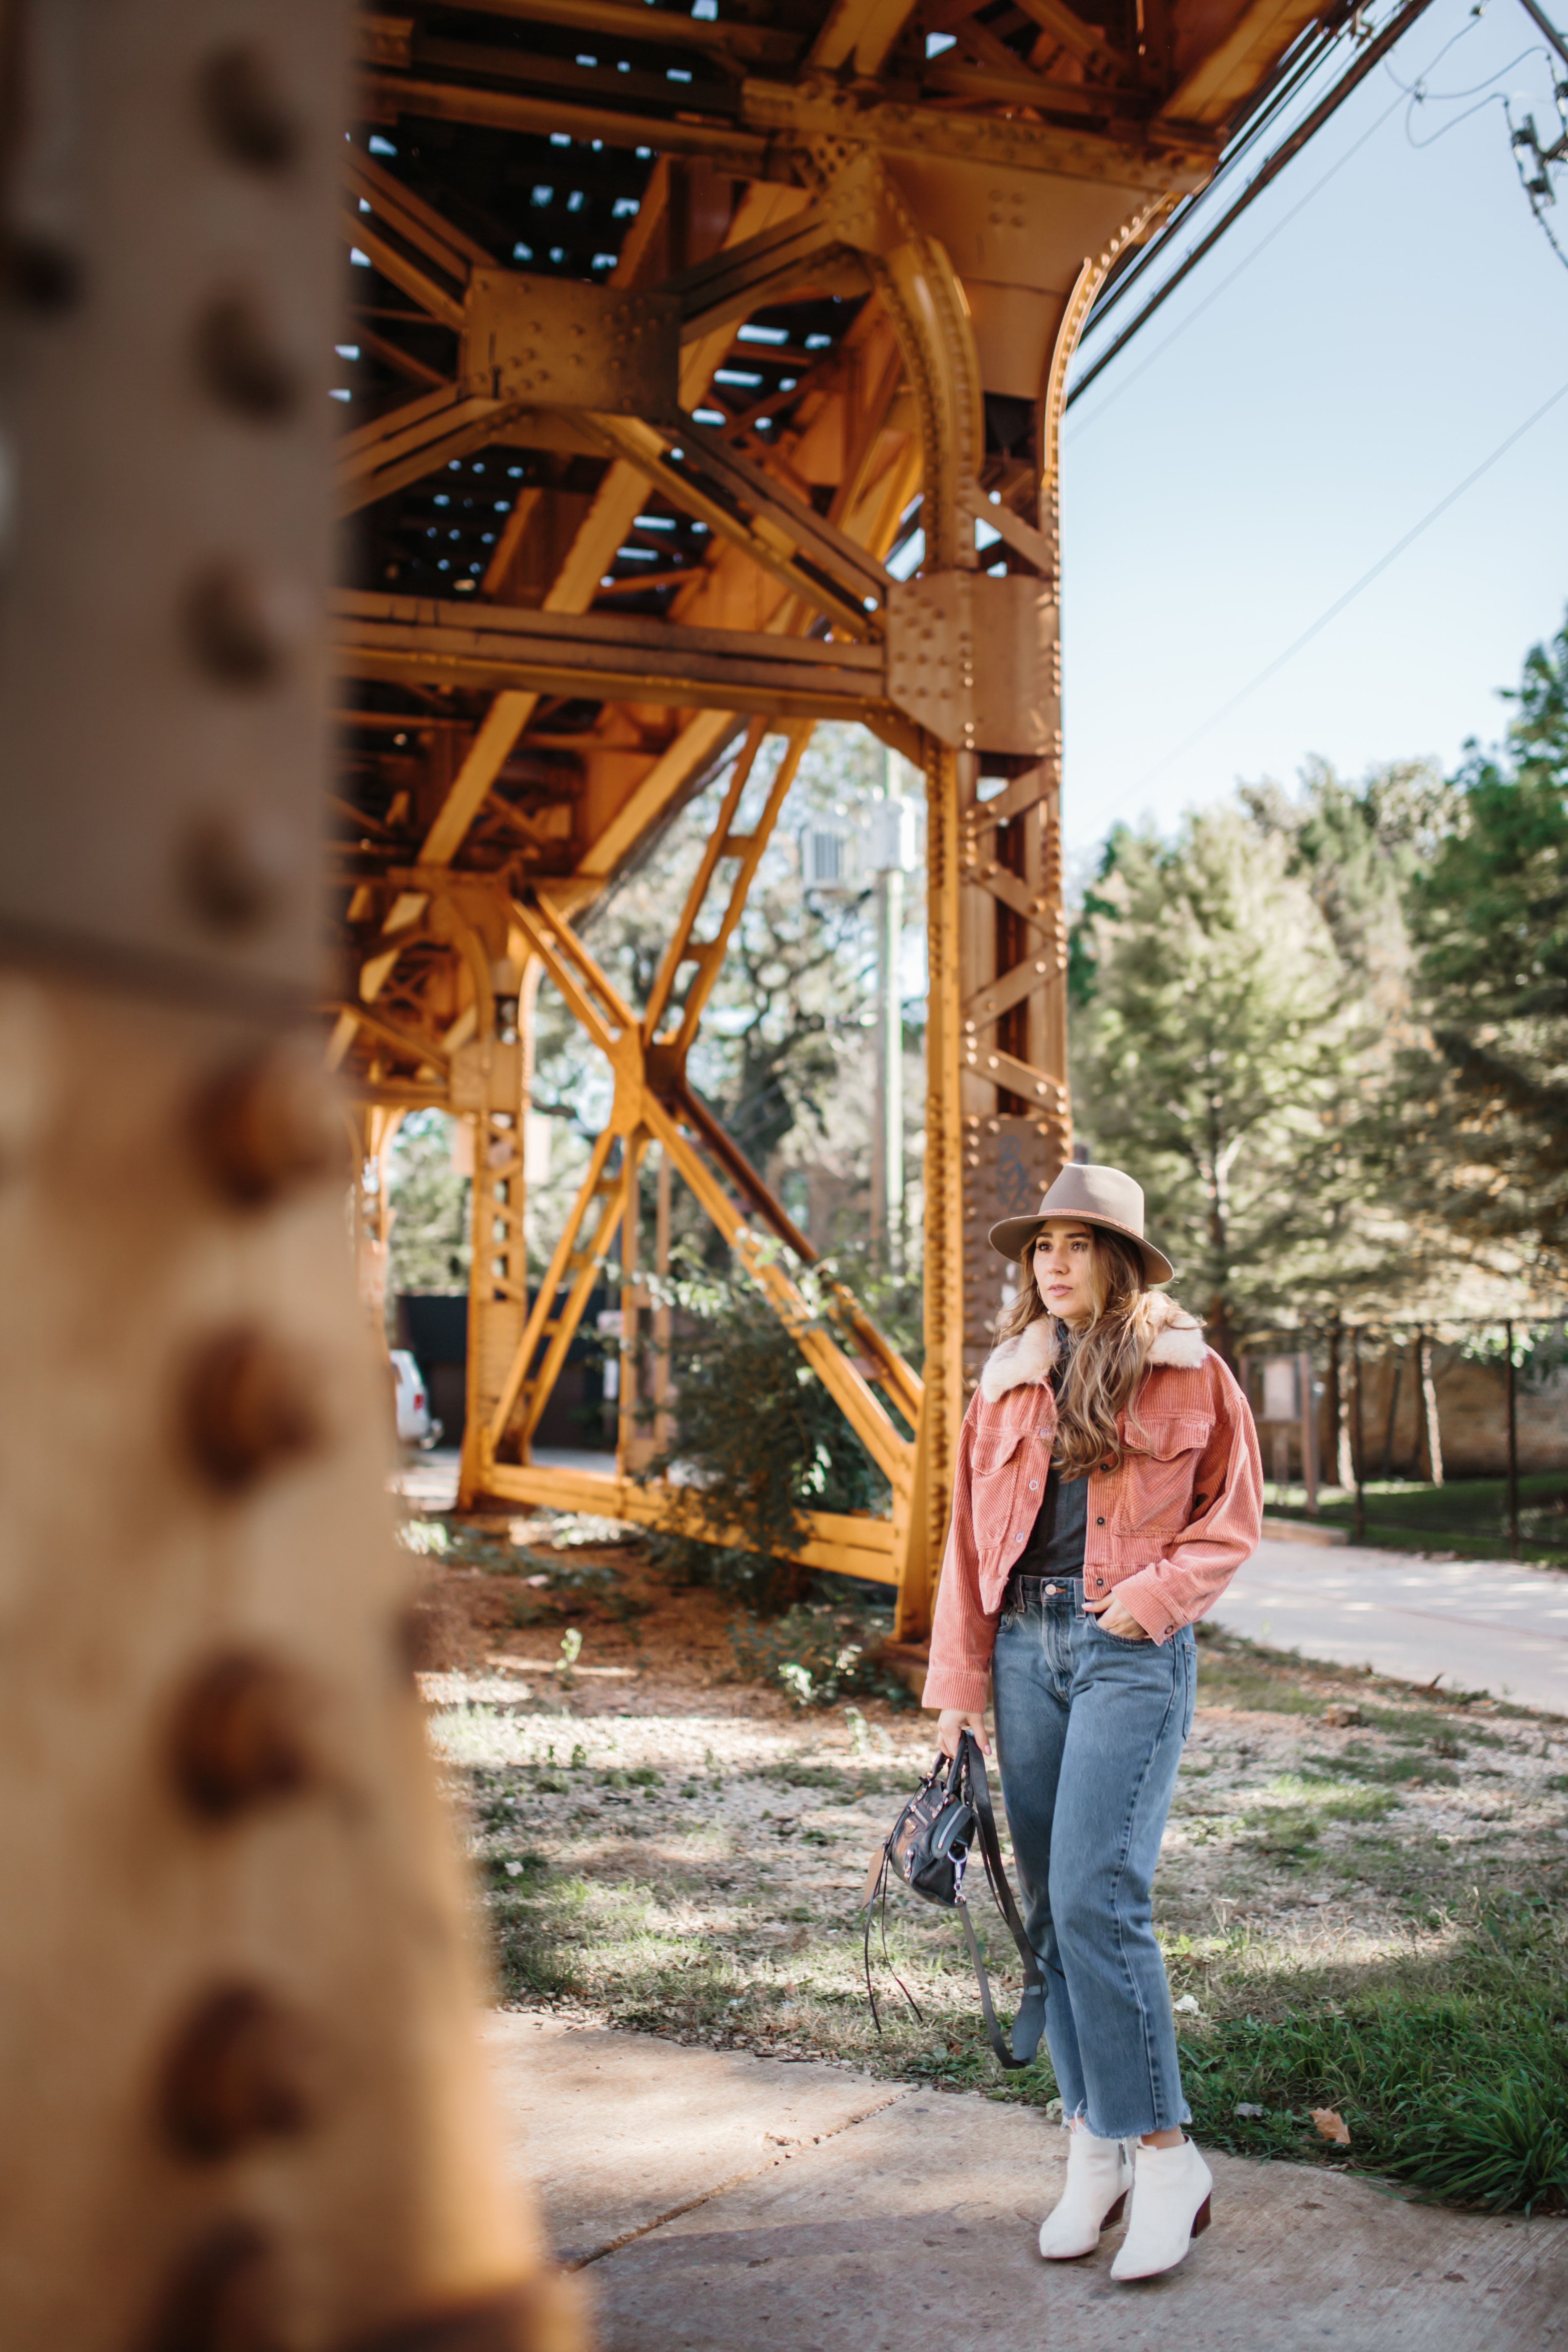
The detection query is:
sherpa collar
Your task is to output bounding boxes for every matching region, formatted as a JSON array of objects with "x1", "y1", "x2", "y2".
[{"x1": 978, "y1": 1294, "x2": 1207, "y2": 1403}]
